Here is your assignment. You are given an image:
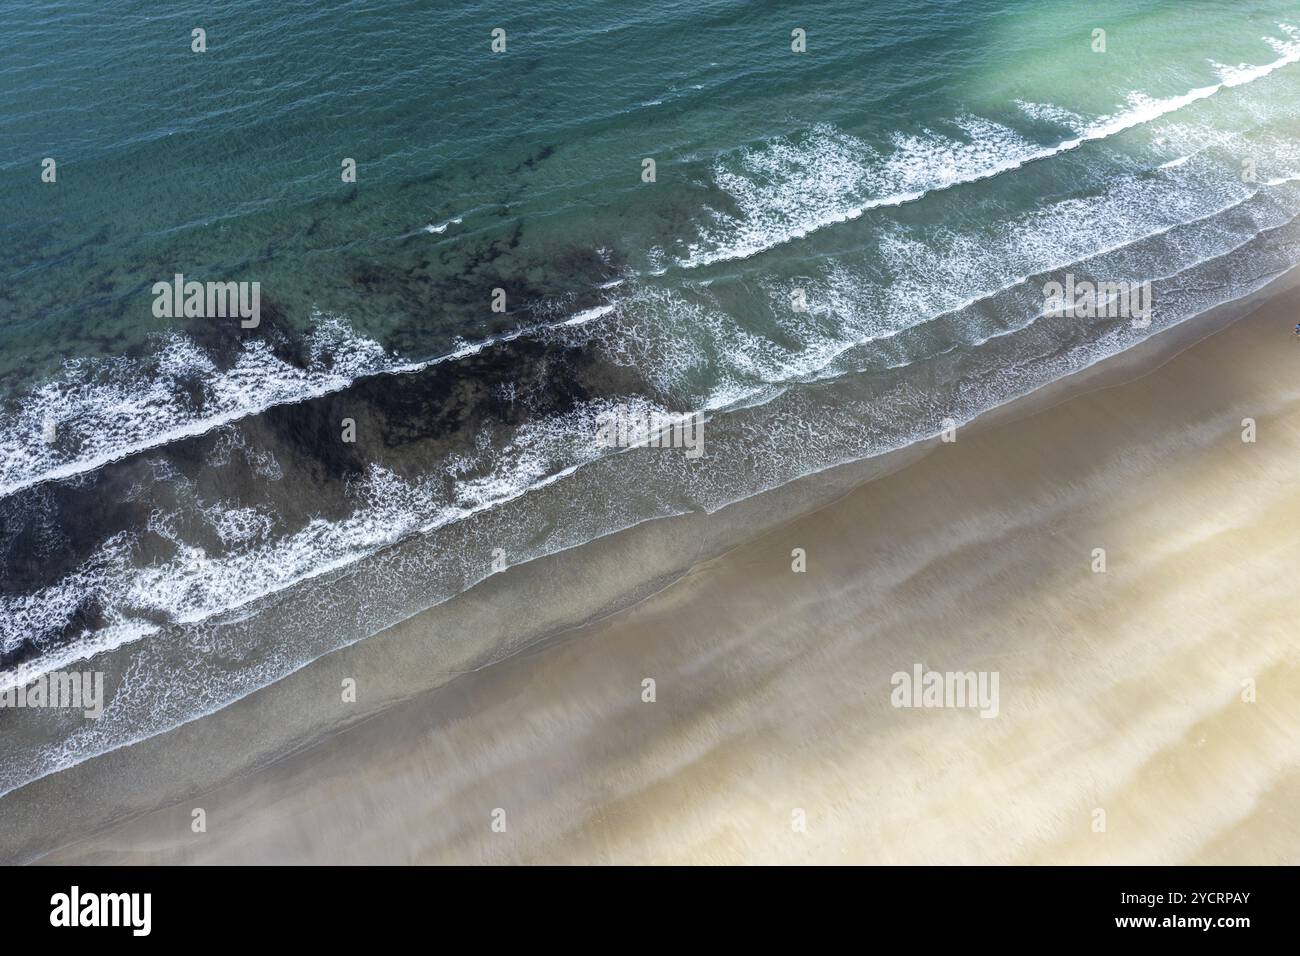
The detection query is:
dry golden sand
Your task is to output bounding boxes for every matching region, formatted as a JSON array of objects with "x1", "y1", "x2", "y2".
[{"x1": 40, "y1": 294, "x2": 1300, "y2": 865}]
